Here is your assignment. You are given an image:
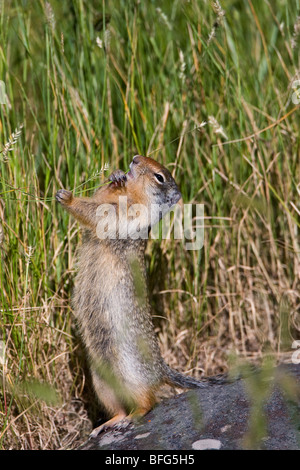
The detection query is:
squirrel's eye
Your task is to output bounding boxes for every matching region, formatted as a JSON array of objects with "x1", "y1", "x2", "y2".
[{"x1": 154, "y1": 173, "x2": 165, "y2": 183}]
